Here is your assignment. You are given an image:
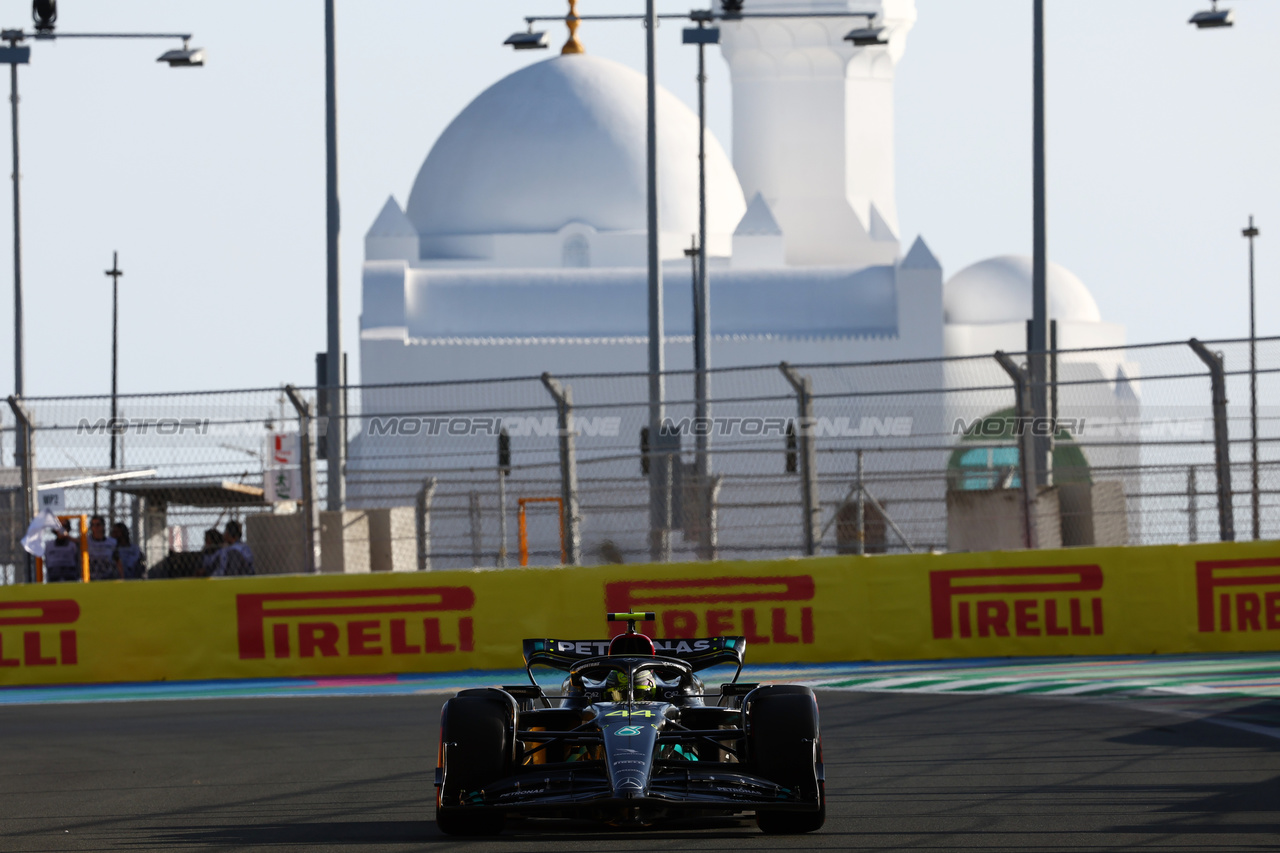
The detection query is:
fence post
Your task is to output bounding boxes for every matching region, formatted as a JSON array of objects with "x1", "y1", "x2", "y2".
[
  {"x1": 1187, "y1": 465, "x2": 1198, "y2": 544},
  {"x1": 994, "y1": 352, "x2": 1039, "y2": 549},
  {"x1": 415, "y1": 478, "x2": 436, "y2": 571},
  {"x1": 779, "y1": 363, "x2": 820, "y2": 556},
  {"x1": 698, "y1": 474, "x2": 722, "y2": 561},
  {"x1": 468, "y1": 492, "x2": 483, "y2": 567},
  {"x1": 283, "y1": 386, "x2": 319, "y2": 574},
  {"x1": 1189, "y1": 338, "x2": 1235, "y2": 542},
  {"x1": 5, "y1": 396, "x2": 35, "y2": 583},
  {"x1": 541, "y1": 373, "x2": 581, "y2": 565}
]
